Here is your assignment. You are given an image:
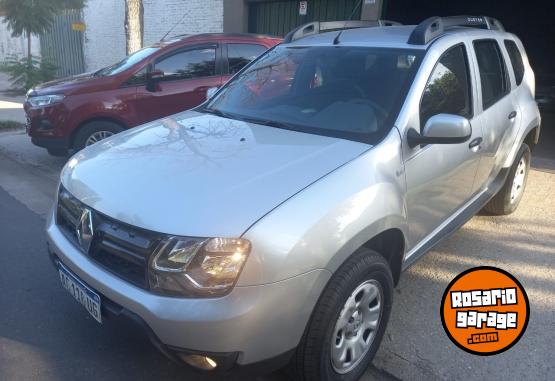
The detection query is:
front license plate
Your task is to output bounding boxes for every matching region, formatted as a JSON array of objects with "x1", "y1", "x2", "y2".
[{"x1": 58, "y1": 264, "x2": 102, "y2": 323}]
